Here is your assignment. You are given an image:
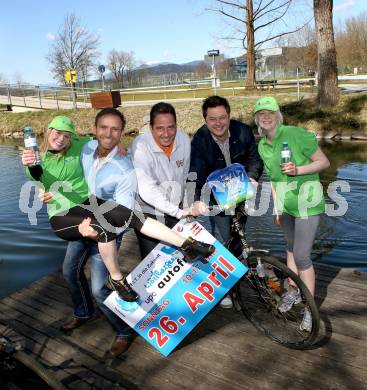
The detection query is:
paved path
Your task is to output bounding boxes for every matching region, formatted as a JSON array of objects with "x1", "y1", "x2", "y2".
[
  {"x1": 0, "y1": 95, "x2": 91, "y2": 110},
  {"x1": 0, "y1": 93, "x2": 312, "y2": 110},
  {"x1": 339, "y1": 84, "x2": 367, "y2": 93},
  {"x1": 1, "y1": 83, "x2": 366, "y2": 111}
]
